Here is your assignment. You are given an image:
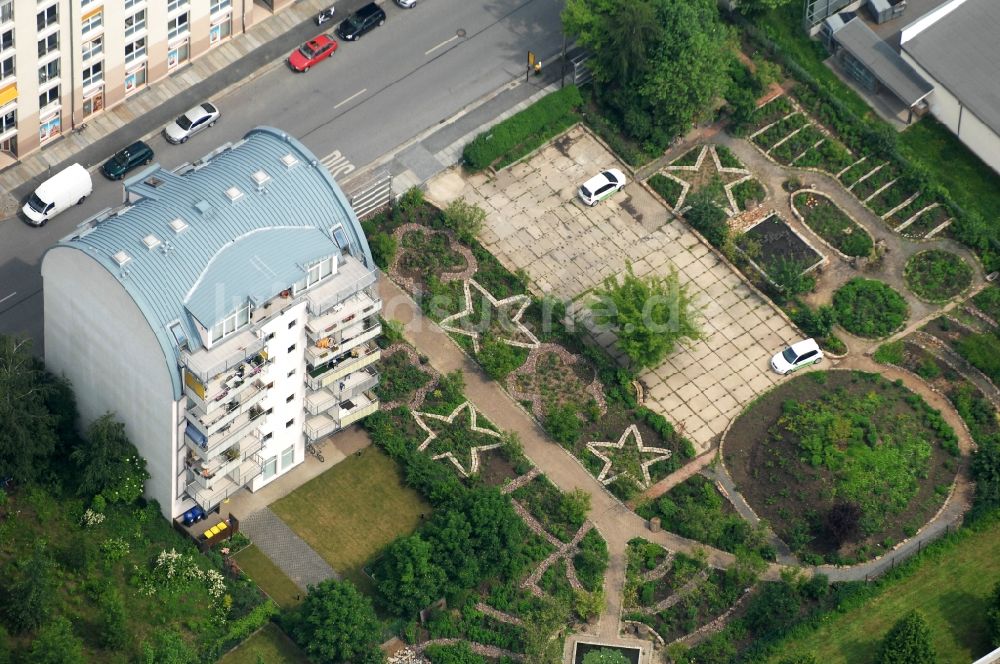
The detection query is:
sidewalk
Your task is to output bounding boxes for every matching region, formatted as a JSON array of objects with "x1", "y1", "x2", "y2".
[{"x1": 0, "y1": 0, "x2": 345, "y2": 209}]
